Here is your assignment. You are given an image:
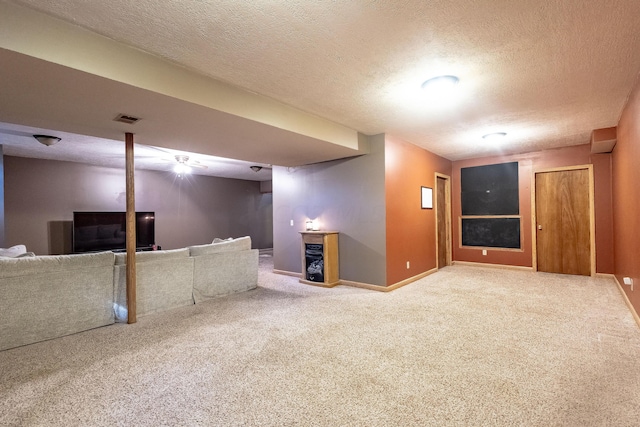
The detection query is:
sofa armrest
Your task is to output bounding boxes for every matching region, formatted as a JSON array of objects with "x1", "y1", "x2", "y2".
[
  {"x1": 192, "y1": 249, "x2": 258, "y2": 303},
  {"x1": 0, "y1": 252, "x2": 116, "y2": 351},
  {"x1": 113, "y1": 249, "x2": 194, "y2": 321}
]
